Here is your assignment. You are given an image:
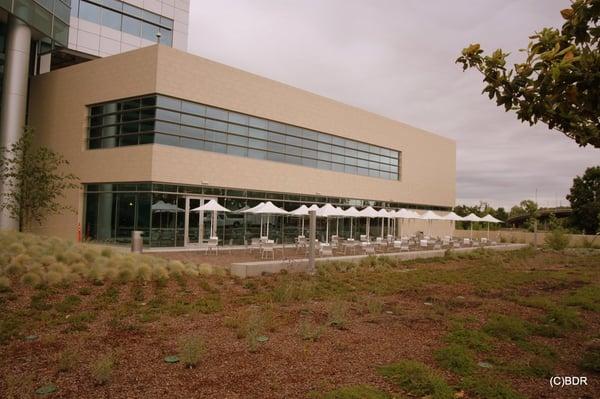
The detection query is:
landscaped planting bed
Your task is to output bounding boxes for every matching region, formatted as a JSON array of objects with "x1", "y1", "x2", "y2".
[{"x1": 0, "y1": 232, "x2": 598, "y2": 398}]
